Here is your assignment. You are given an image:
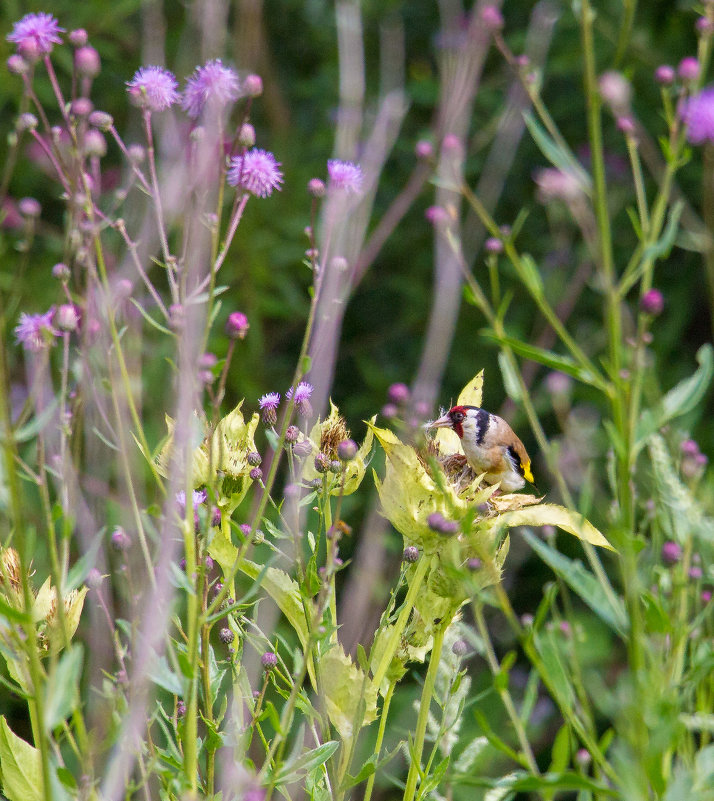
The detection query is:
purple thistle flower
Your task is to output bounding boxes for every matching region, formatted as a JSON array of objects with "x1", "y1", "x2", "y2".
[
  {"x1": 126, "y1": 66, "x2": 179, "y2": 112},
  {"x1": 227, "y1": 148, "x2": 283, "y2": 198},
  {"x1": 182, "y1": 59, "x2": 241, "y2": 119},
  {"x1": 681, "y1": 87, "x2": 714, "y2": 144},
  {"x1": 286, "y1": 381, "x2": 314, "y2": 417},
  {"x1": 259, "y1": 392, "x2": 280, "y2": 426},
  {"x1": 259, "y1": 392, "x2": 281, "y2": 411},
  {"x1": 14, "y1": 309, "x2": 59, "y2": 352},
  {"x1": 175, "y1": 489, "x2": 208, "y2": 511},
  {"x1": 7, "y1": 13, "x2": 64, "y2": 57},
  {"x1": 327, "y1": 159, "x2": 364, "y2": 195},
  {"x1": 286, "y1": 382, "x2": 313, "y2": 404}
]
